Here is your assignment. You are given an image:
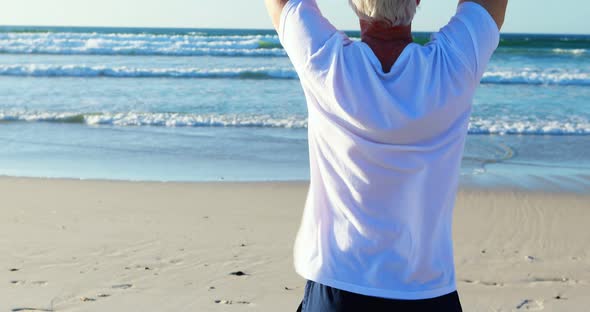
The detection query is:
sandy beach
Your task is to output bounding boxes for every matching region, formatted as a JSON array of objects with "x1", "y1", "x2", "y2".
[{"x1": 1, "y1": 177, "x2": 589, "y2": 311}]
